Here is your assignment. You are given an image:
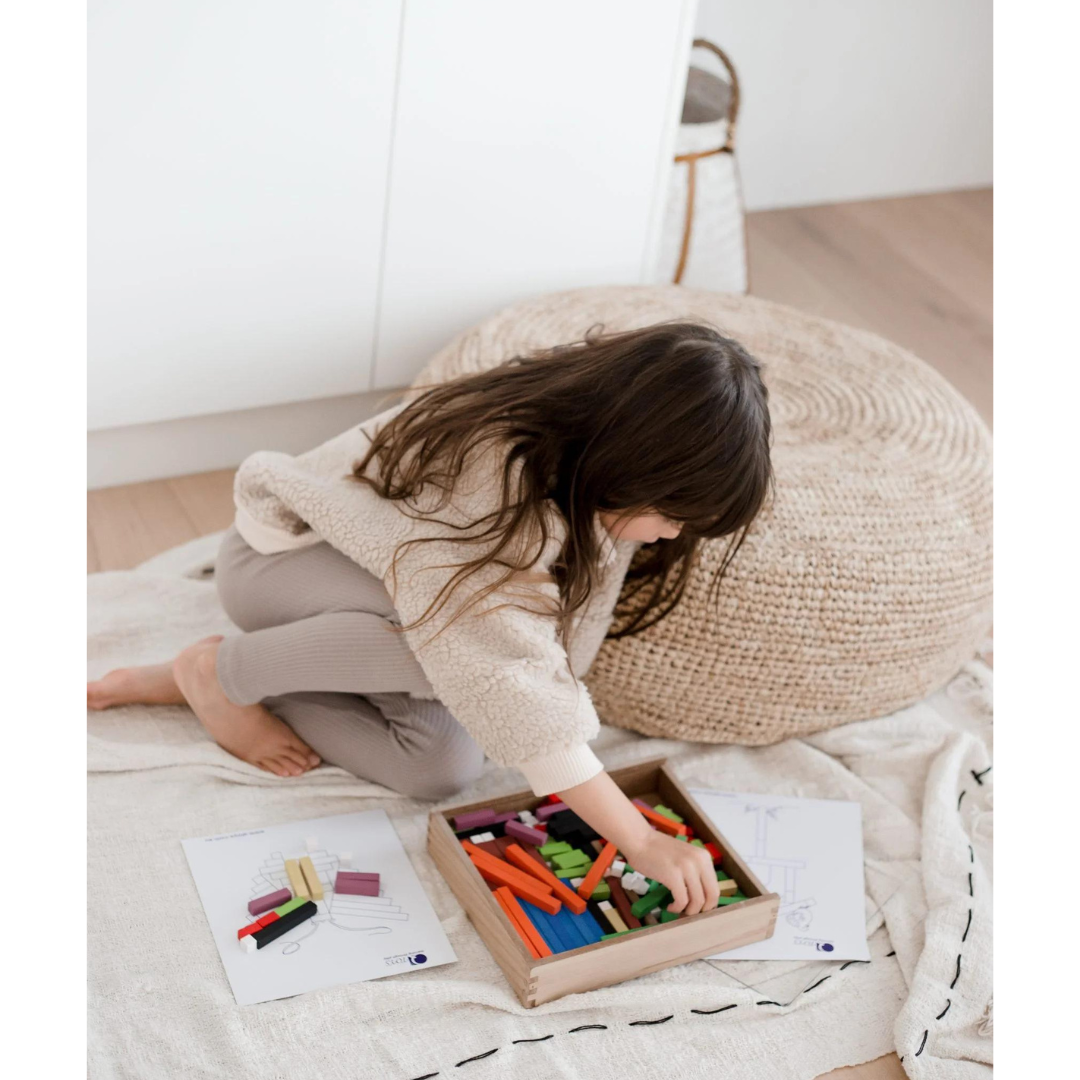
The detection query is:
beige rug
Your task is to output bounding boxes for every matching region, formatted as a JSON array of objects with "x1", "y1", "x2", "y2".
[{"x1": 88, "y1": 534, "x2": 993, "y2": 1080}]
